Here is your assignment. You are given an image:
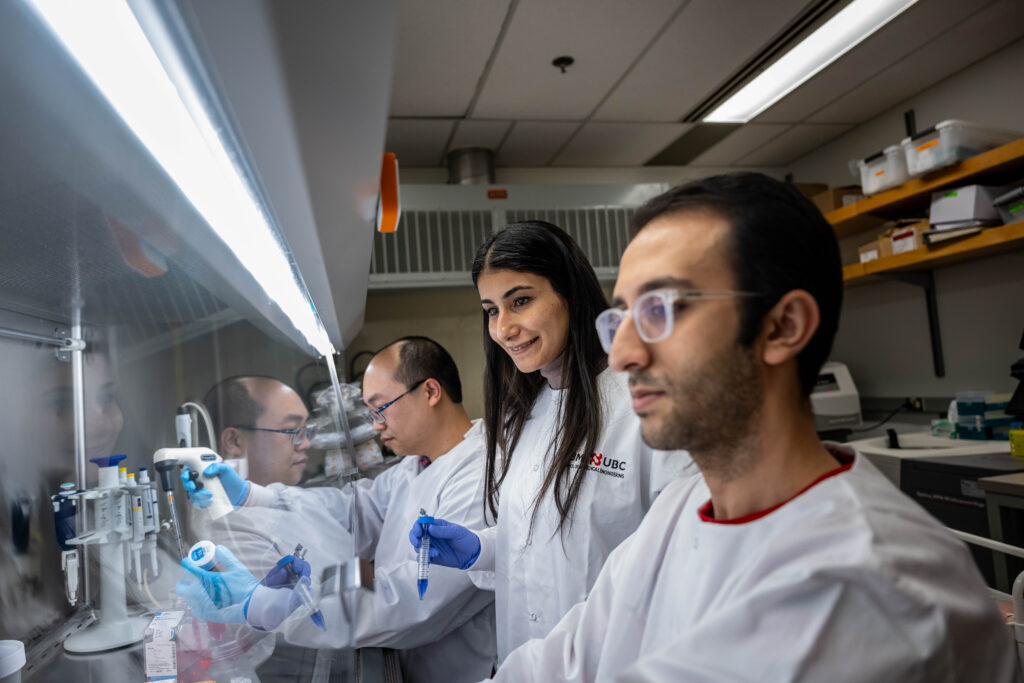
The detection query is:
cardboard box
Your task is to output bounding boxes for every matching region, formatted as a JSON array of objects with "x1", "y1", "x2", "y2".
[
  {"x1": 889, "y1": 219, "x2": 929, "y2": 255},
  {"x1": 813, "y1": 186, "x2": 864, "y2": 214},
  {"x1": 791, "y1": 182, "x2": 828, "y2": 200},
  {"x1": 858, "y1": 241, "x2": 880, "y2": 263},
  {"x1": 876, "y1": 226, "x2": 894, "y2": 258}
]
